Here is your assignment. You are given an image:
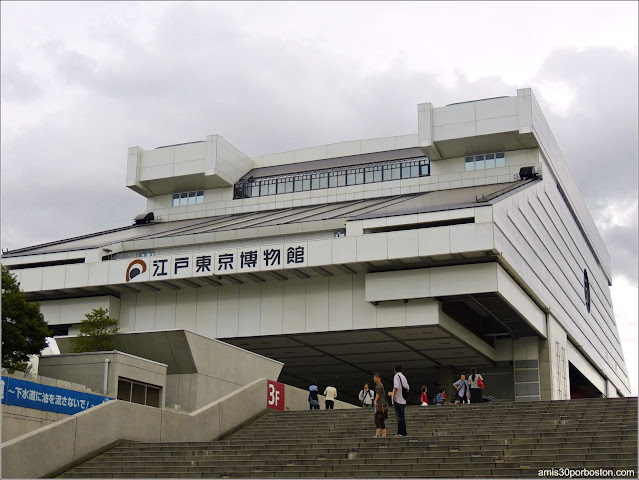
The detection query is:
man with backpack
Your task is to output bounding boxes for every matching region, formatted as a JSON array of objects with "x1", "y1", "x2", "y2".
[
  {"x1": 392, "y1": 364, "x2": 409, "y2": 437},
  {"x1": 359, "y1": 383, "x2": 374, "y2": 408}
]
